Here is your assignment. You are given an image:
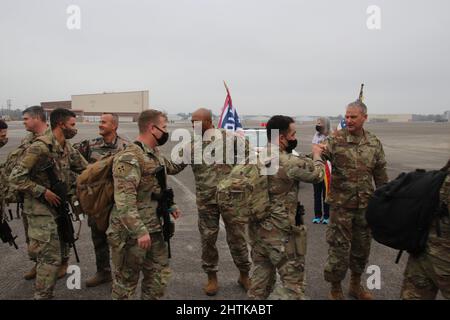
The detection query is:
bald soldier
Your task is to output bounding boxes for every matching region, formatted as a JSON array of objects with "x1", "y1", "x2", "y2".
[
  {"x1": 73, "y1": 113, "x2": 129, "y2": 287},
  {"x1": 177, "y1": 108, "x2": 251, "y2": 296}
]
